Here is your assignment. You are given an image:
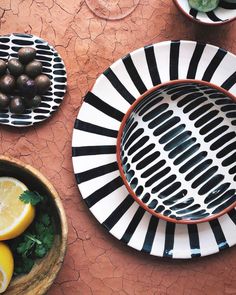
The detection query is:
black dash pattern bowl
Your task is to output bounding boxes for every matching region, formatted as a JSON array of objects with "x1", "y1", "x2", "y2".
[
  {"x1": 173, "y1": 0, "x2": 236, "y2": 25},
  {"x1": 117, "y1": 80, "x2": 236, "y2": 224},
  {"x1": 0, "y1": 33, "x2": 67, "y2": 127}
]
